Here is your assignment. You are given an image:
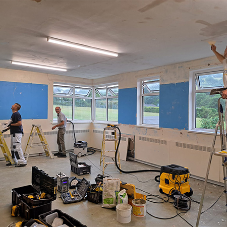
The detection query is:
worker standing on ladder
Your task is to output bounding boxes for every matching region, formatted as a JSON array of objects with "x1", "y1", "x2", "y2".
[
  {"x1": 211, "y1": 45, "x2": 227, "y2": 99},
  {"x1": 52, "y1": 107, "x2": 67, "y2": 158},
  {"x1": 3, "y1": 103, "x2": 27, "y2": 167}
]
